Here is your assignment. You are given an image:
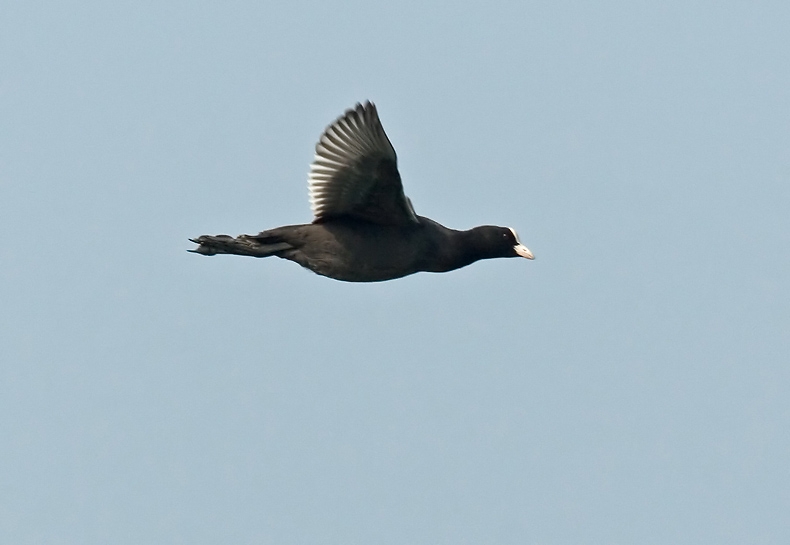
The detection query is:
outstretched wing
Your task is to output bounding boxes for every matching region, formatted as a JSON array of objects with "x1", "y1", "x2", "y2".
[{"x1": 308, "y1": 101, "x2": 419, "y2": 226}]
